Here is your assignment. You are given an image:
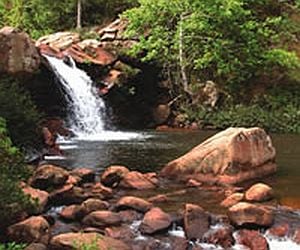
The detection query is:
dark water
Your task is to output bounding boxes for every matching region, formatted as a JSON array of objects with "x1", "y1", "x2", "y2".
[{"x1": 47, "y1": 130, "x2": 300, "y2": 210}]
